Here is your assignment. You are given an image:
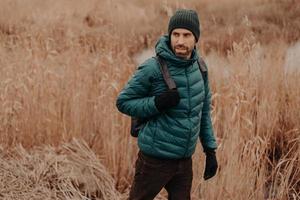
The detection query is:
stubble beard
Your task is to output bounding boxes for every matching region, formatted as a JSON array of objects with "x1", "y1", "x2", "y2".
[{"x1": 173, "y1": 45, "x2": 192, "y2": 60}]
